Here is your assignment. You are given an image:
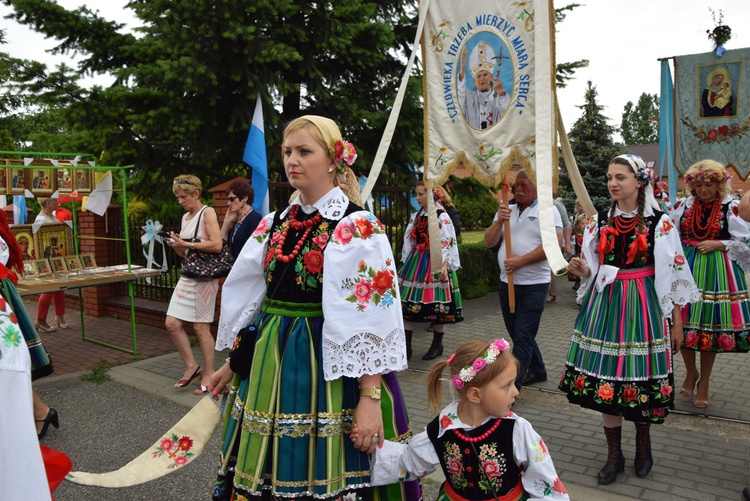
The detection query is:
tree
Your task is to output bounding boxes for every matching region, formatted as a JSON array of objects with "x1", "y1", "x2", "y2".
[
  {"x1": 1, "y1": 0, "x2": 421, "y2": 202},
  {"x1": 620, "y1": 92, "x2": 659, "y2": 145},
  {"x1": 558, "y1": 81, "x2": 626, "y2": 212}
]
